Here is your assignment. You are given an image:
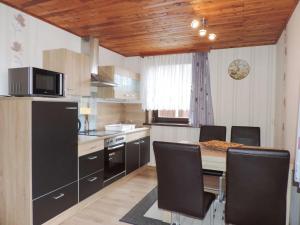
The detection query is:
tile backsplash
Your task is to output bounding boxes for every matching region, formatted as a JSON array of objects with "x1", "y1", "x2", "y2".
[{"x1": 96, "y1": 103, "x2": 145, "y2": 130}]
